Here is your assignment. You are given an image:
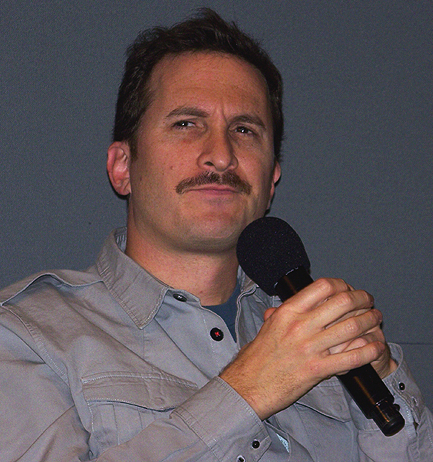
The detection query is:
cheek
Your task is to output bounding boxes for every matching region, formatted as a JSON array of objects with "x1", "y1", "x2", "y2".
[
  {"x1": 257, "y1": 166, "x2": 278, "y2": 205},
  {"x1": 129, "y1": 159, "x2": 159, "y2": 198},
  {"x1": 248, "y1": 158, "x2": 275, "y2": 190}
]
